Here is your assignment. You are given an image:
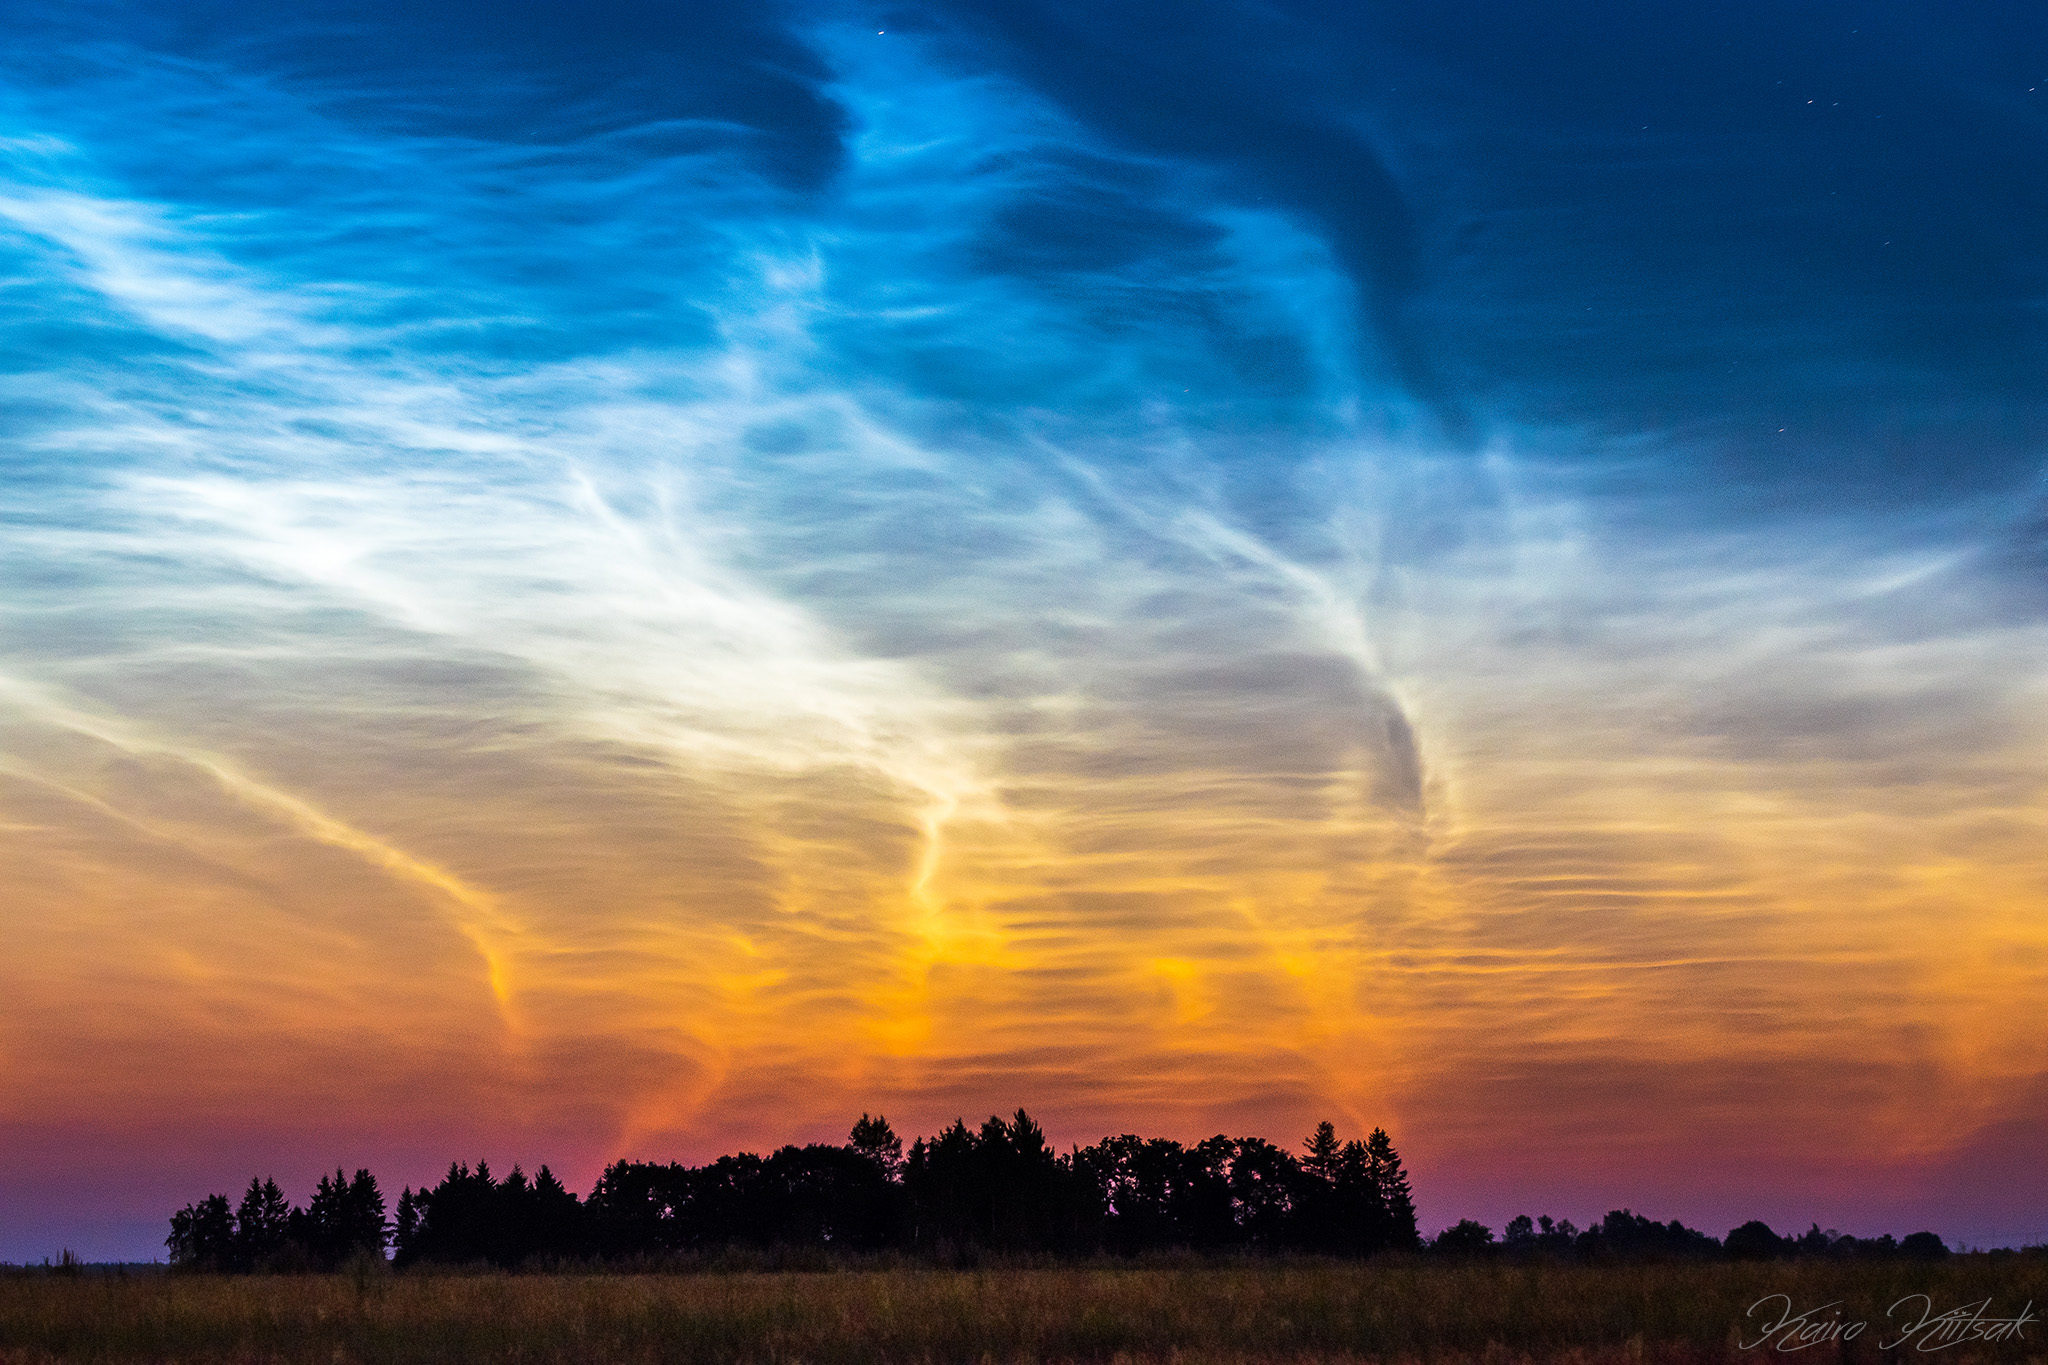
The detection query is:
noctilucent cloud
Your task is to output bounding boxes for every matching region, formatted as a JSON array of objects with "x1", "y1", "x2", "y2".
[{"x1": 3, "y1": 0, "x2": 2045, "y2": 1260}]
